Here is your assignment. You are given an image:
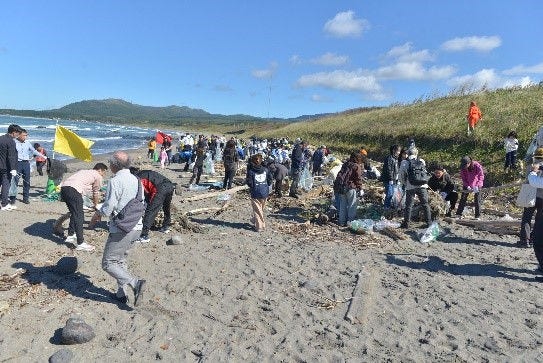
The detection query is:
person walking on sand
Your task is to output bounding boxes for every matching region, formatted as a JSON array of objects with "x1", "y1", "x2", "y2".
[
  {"x1": 455, "y1": 156, "x2": 485, "y2": 220},
  {"x1": 59, "y1": 163, "x2": 108, "y2": 251},
  {"x1": 159, "y1": 146, "x2": 168, "y2": 169},
  {"x1": 246, "y1": 153, "x2": 272, "y2": 232},
  {"x1": 289, "y1": 140, "x2": 306, "y2": 198},
  {"x1": 222, "y1": 139, "x2": 239, "y2": 190},
  {"x1": 467, "y1": 101, "x2": 482, "y2": 135},
  {"x1": 0, "y1": 124, "x2": 22, "y2": 211},
  {"x1": 189, "y1": 147, "x2": 206, "y2": 187},
  {"x1": 130, "y1": 167, "x2": 175, "y2": 244},
  {"x1": 10, "y1": 129, "x2": 46, "y2": 205},
  {"x1": 90, "y1": 151, "x2": 146, "y2": 306},
  {"x1": 147, "y1": 138, "x2": 156, "y2": 160}
]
